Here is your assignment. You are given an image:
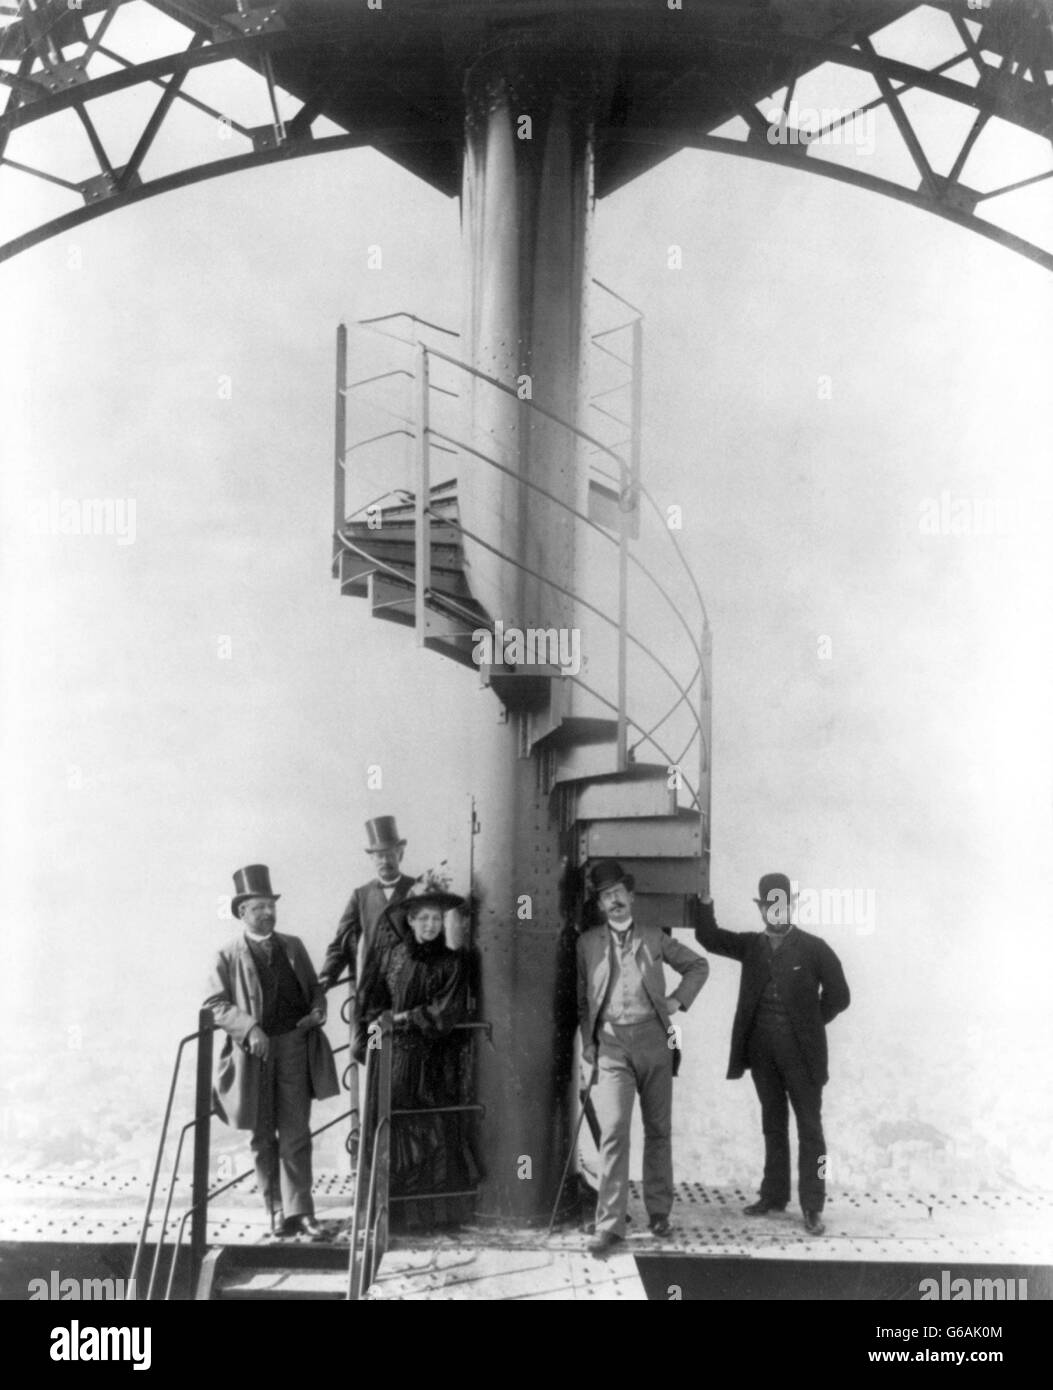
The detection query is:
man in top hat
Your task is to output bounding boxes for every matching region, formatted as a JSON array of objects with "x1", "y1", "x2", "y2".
[
  {"x1": 693, "y1": 874, "x2": 850, "y2": 1235},
  {"x1": 318, "y1": 816, "x2": 416, "y2": 995},
  {"x1": 577, "y1": 859, "x2": 709, "y2": 1256},
  {"x1": 205, "y1": 864, "x2": 339, "y2": 1237}
]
